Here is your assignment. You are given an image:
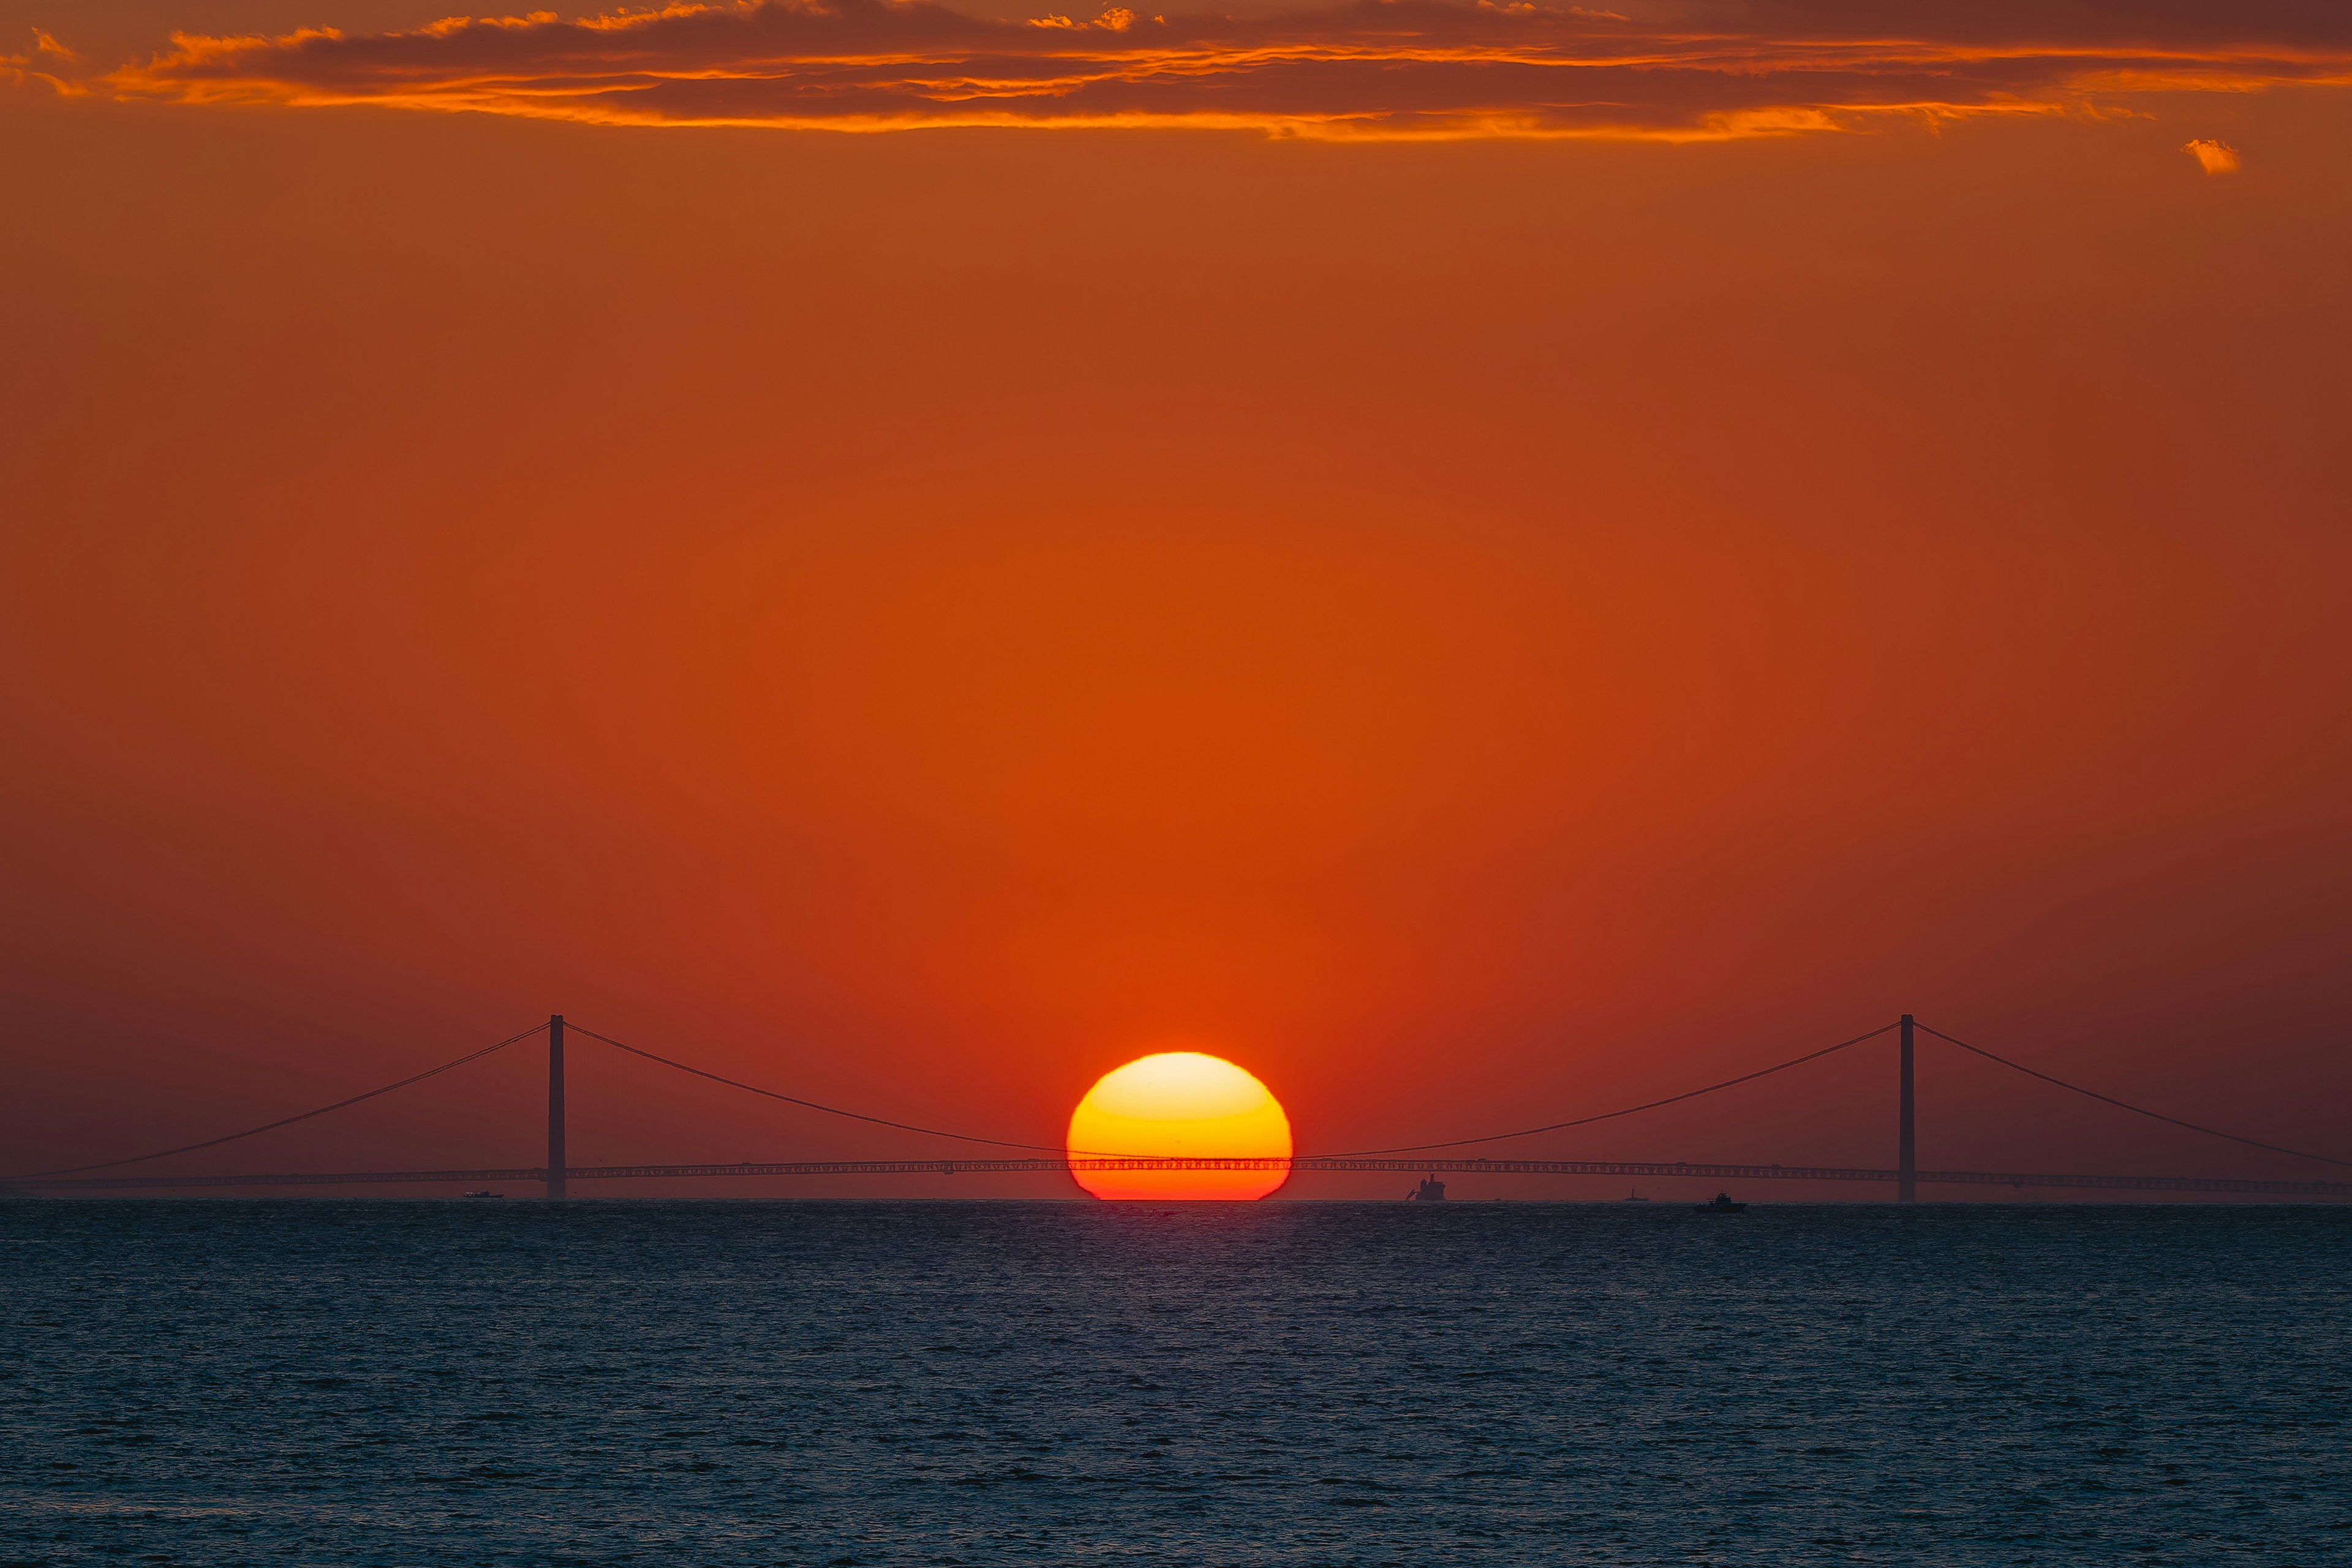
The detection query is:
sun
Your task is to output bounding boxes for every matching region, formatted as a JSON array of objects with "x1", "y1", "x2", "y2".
[{"x1": 1066, "y1": 1052, "x2": 1293, "y2": 1200}]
